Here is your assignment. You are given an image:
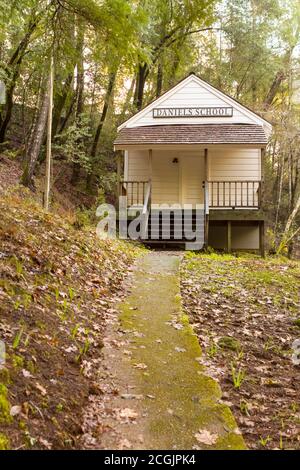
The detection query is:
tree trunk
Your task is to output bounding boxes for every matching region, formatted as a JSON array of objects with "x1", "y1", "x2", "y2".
[
  {"x1": 21, "y1": 77, "x2": 50, "y2": 189},
  {"x1": 156, "y1": 61, "x2": 163, "y2": 98},
  {"x1": 58, "y1": 95, "x2": 76, "y2": 134},
  {"x1": 133, "y1": 63, "x2": 148, "y2": 111},
  {"x1": 263, "y1": 70, "x2": 286, "y2": 110},
  {"x1": 52, "y1": 73, "x2": 73, "y2": 137},
  {"x1": 275, "y1": 157, "x2": 284, "y2": 231},
  {"x1": 118, "y1": 76, "x2": 136, "y2": 123},
  {"x1": 86, "y1": 71, "x2": 117, "y2": 190},
  {"x1": 0, "y1": 16, "x2": 39, "y2": 143},
  {"x1": 71, "y1": 18, "x2": 85, "y2": 185},
  {"x1": 277, "y1": 194, "x2": 300, "y2": 254}
]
